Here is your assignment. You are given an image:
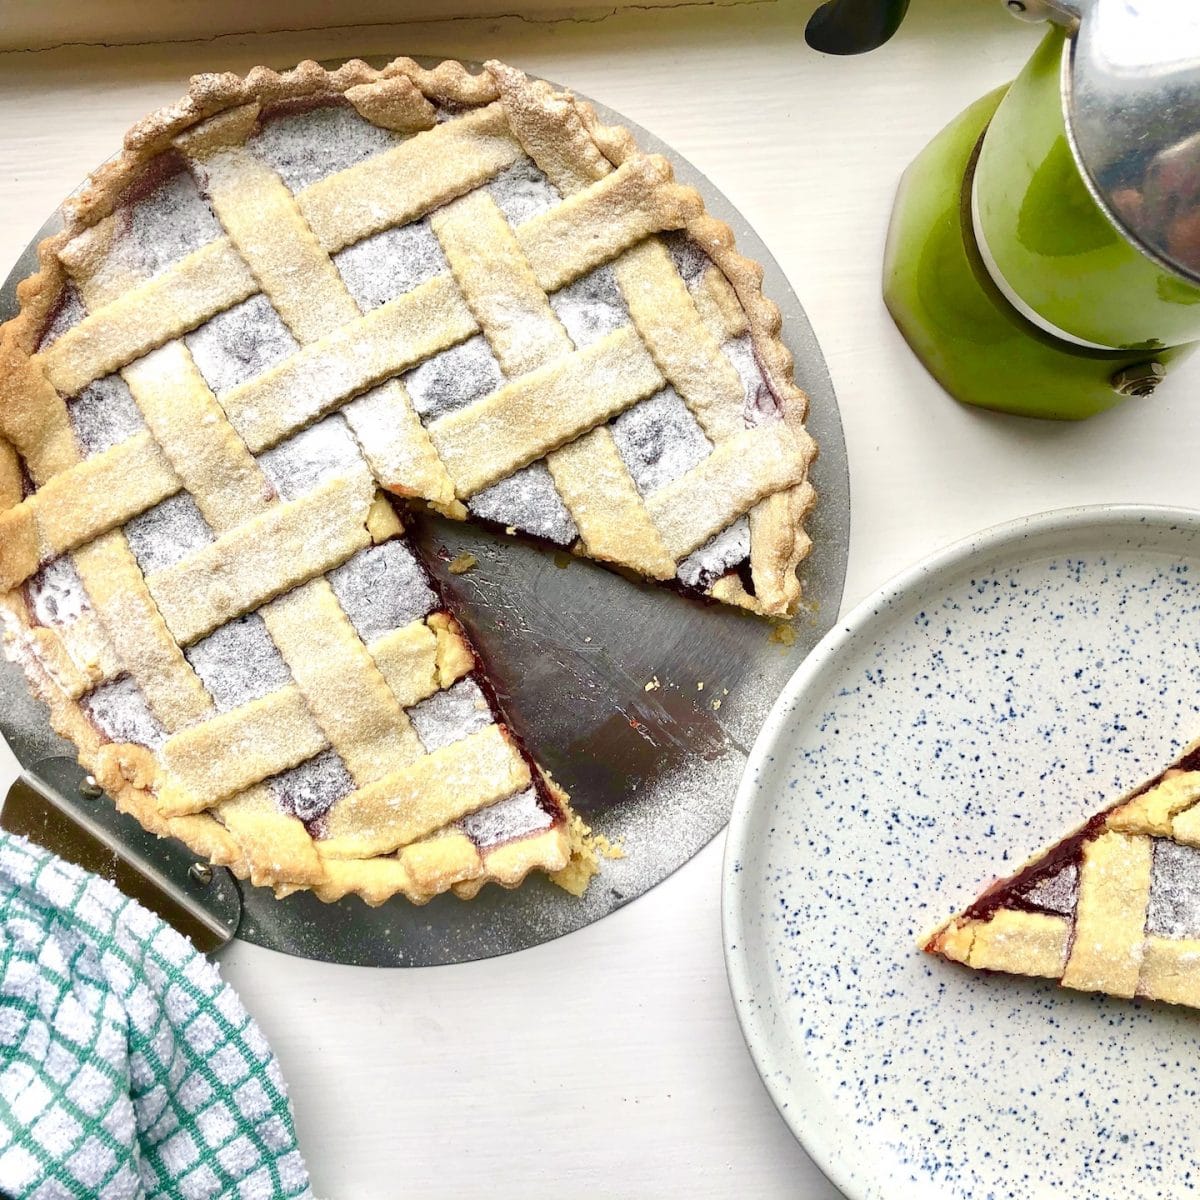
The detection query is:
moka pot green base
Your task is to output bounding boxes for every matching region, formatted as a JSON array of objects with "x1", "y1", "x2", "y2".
[{"x1": 883, "y1": 87, "x2": 1195, "y2": 421}]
